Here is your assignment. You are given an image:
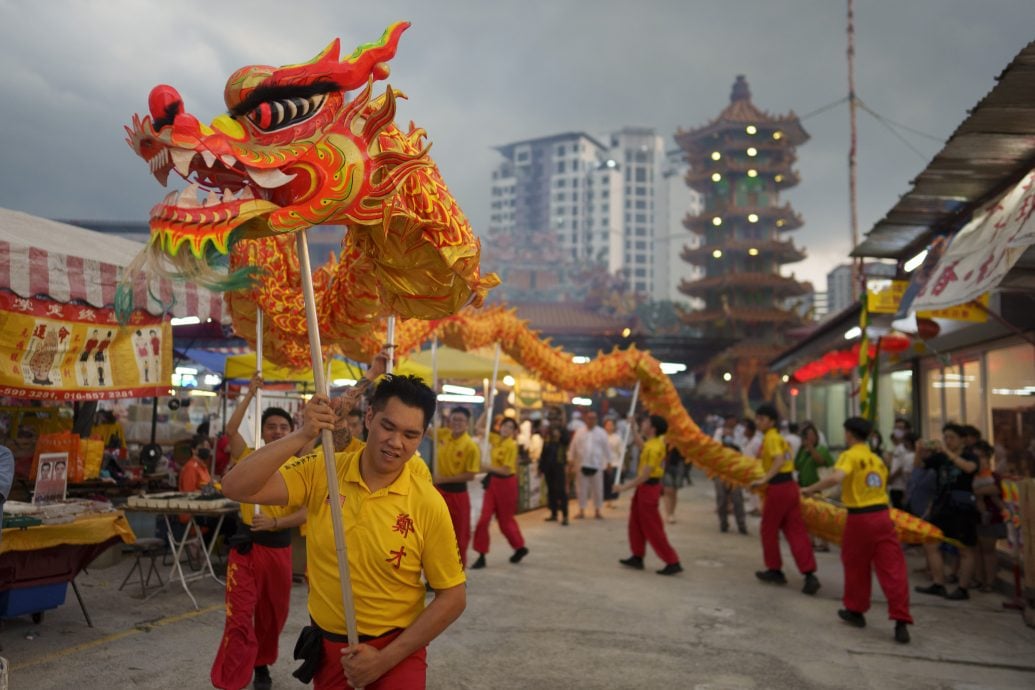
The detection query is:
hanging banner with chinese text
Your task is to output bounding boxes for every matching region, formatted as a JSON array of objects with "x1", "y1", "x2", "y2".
[
  {"x1": 911, "y1": 169, "x2": 1035, "y2": 311},
  {"x1": 868, "y1": 279, "x2": 989, "y2": 322},
  {"x1": 0, "y1": 290, "x2": 171, "y2": 401}
]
